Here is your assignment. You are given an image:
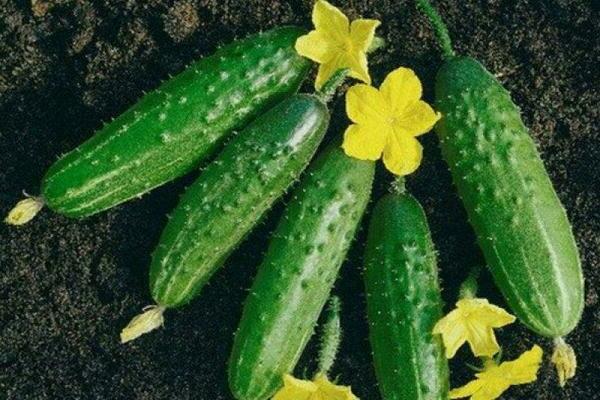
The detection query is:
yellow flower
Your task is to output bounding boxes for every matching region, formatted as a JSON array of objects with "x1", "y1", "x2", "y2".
[
  {"x1": 341, "y1": 67, "x2": 440, "y2": 176},
  {"x1": 272, "y1": 374, "x2": 358, "y2": 400},
  {"x1": 433, "y1": 298, "x2": 516, "y2": 358},
  {"x1": 450, "y1": 345, "x2": 543, "y2": 400},
  {"x1": 295, "y1": 0, "x2": 380, "y2": 89}
]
